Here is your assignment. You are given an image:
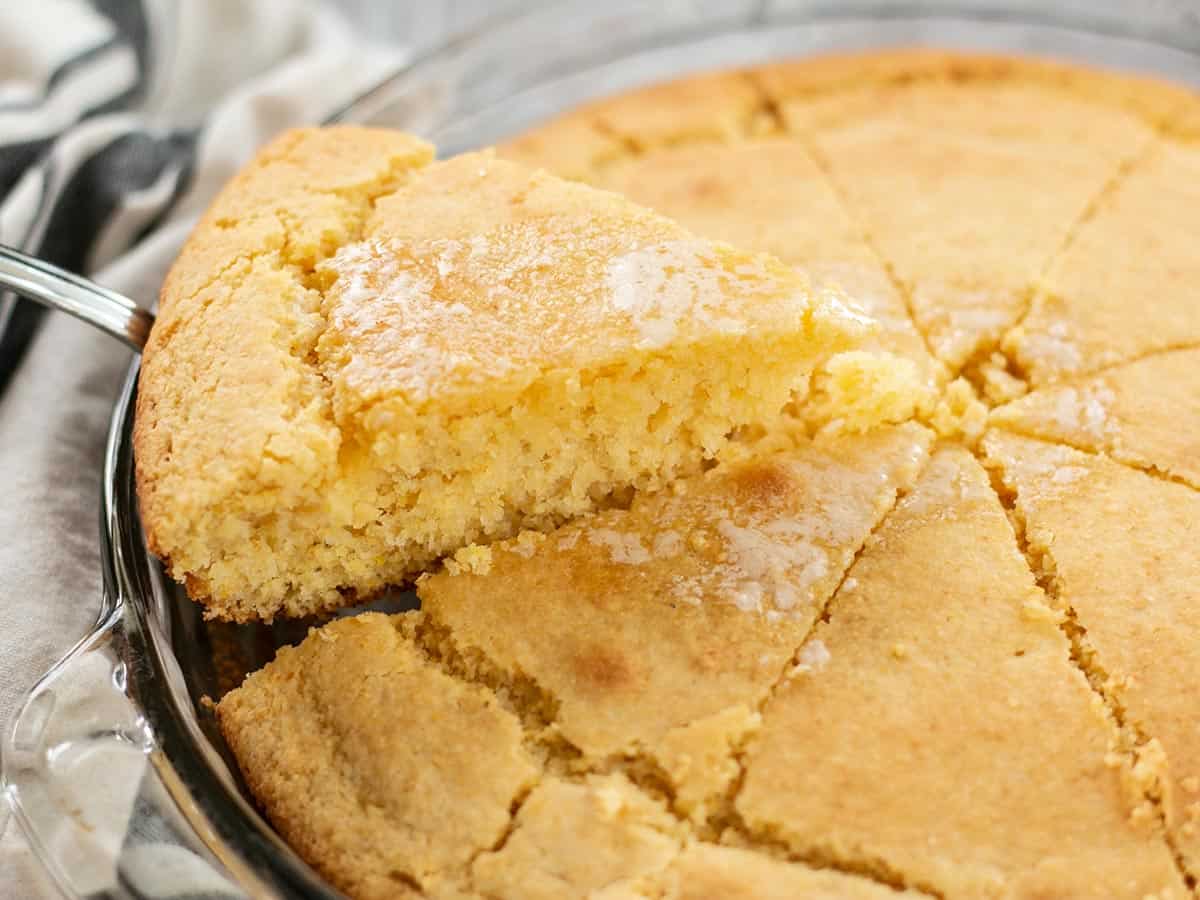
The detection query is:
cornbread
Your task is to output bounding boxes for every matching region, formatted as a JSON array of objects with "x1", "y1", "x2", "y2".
[
  {"x1": 220, "y1": 440, "x2": 1186, "y2": 898},
  {"x1": 991, "y1": 347, "x2": 1200, "y2": 488},
  {"x1": 737, "y1": 447, "x2": 1184, "y2": 896},
  {"x1": 219, "y1": 425, "x2": 934, "y2": 897},
  {"x1": 593, "y1": 140, "x2": 945, "y2": 428},
  {"x1": 983, "y1": 432, "x2": 1200, "y2": 869},
  {"x1": 137, "y1": 128, "x2": 876, "y2": 621},
  {"x1": 1006, "y1": 141, "x2": 1200, "y2": 384},
  {"x1": 218, "y1": 49, "x2": 1200, "y2": 898}
]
